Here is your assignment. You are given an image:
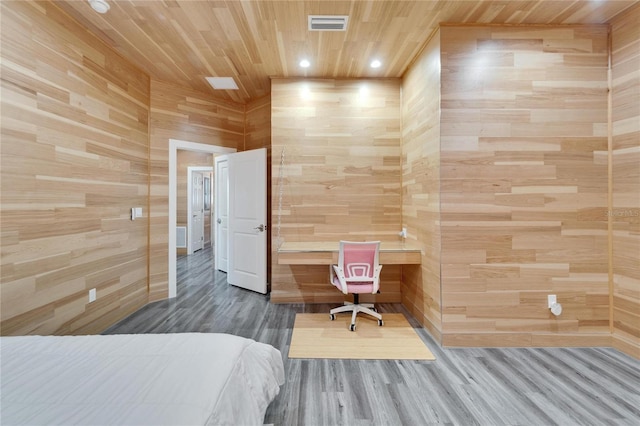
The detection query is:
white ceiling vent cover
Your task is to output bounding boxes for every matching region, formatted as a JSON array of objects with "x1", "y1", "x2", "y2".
[{"x1": 308, "y1": 15, "x2": 348, "y2": 31}]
